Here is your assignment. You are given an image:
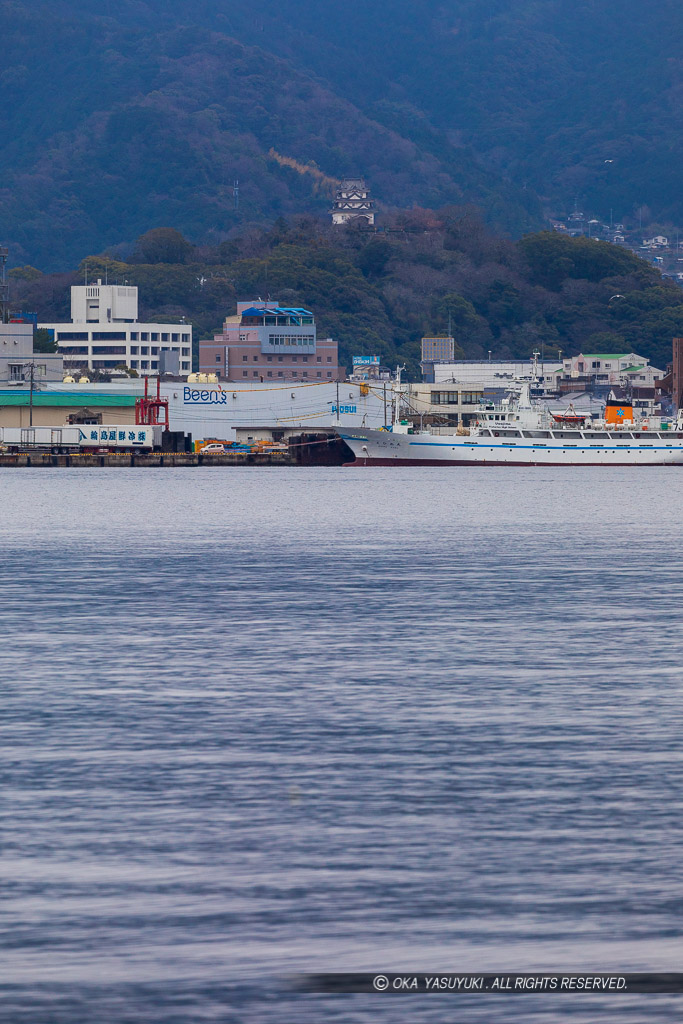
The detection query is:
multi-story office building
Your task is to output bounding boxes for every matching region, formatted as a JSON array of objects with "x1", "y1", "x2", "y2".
[
  {"x1": 199, "y1": 300, "x2": 343, "y2": 381},
  {"x1": 40, "y1": 282, "x2": 192, "y2": 376},
  {"x1": 0, "y1": 322, "x2": 63, "y2": 382},
  {"x1": 420, "y1": 336, "x2": 456, "y2": 381}
]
